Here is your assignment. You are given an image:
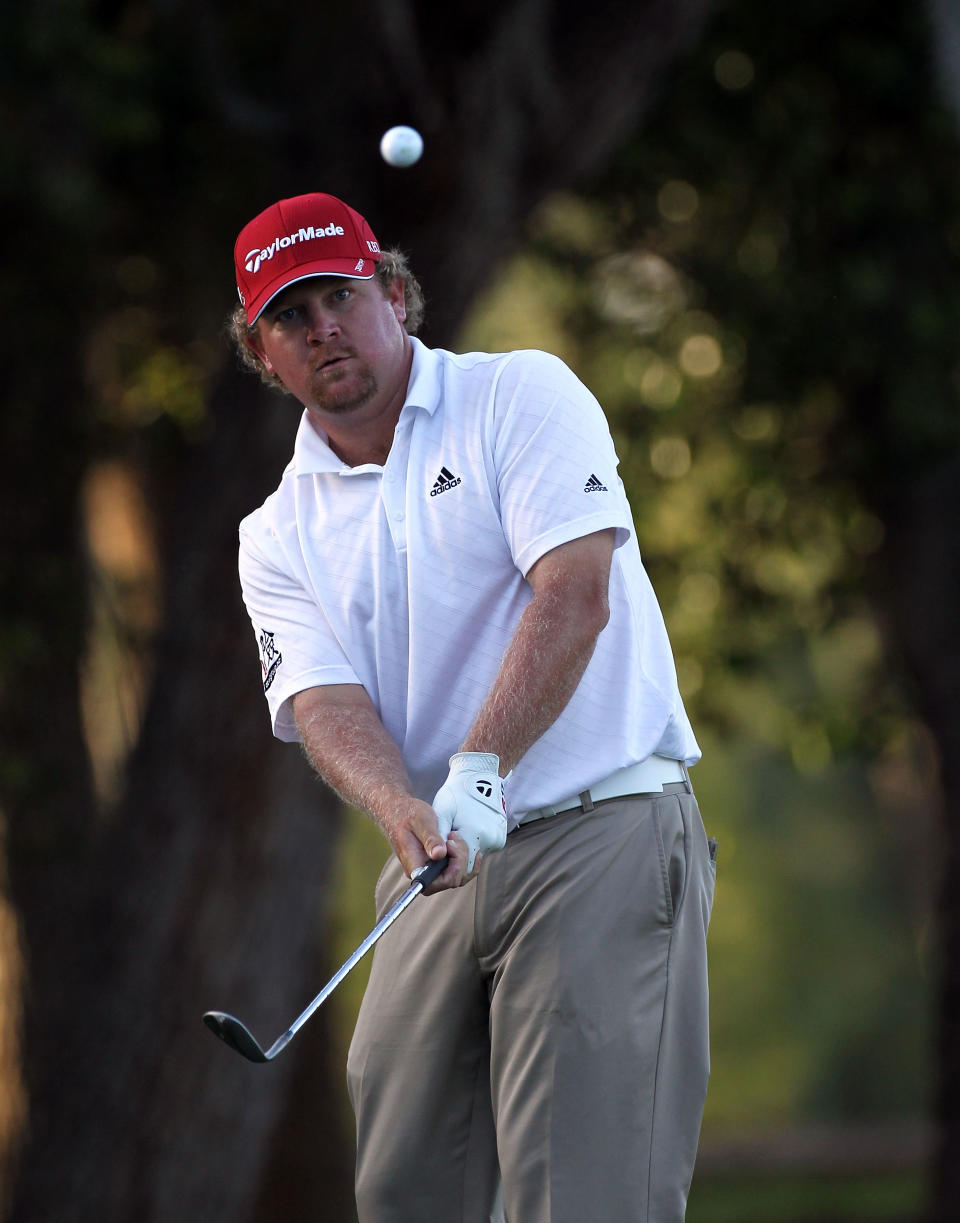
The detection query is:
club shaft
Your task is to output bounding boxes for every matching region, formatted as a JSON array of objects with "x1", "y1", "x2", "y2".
[
  {"x1": 287, "y1": 880, "x2": 422, "y2": 1036},
  {"x1": 267, "y1": 856, "x2": 448, "y2": 1056}
]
